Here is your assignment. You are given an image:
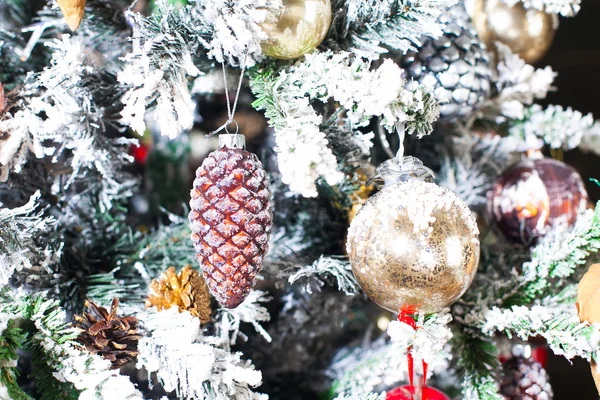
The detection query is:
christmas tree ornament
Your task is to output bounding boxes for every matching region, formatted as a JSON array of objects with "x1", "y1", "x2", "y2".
[
  {"x1": 346, "y1": 156, "x2": 480, "y2": 314},
  {"x1": 386, "y1": 385, "x2": 450, "y2": 400},
  {"x1": 487, "y1": 157, "x2": 587, "y2": 245},
  {"x1": 577, "y1": 264, "x2": 600, "y2": 394},
  {"x1": 260, "y1": 0, "x2": 332, "y2": 60},
  {"x1": 400, "y1": 4, "x2": 492, "y2": 120},
  {"x1": 189, "y1": 134, "x2": 273, "y2": 309},
  {"x1": 56, "y1": 0, "x2": 86, "y2": 31},
  {"x1": 74, "y1": 299, "x2": 141, "y2": 369},
  {"x1": 470, "y1": 0, "x2": 557, "y2": 64},
  {"x1": 146, "y1": 265, "x2": 212, "y2": 324},
  {"x1": 500, "y1": 356, "x2": 554, "y2": 399}
]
